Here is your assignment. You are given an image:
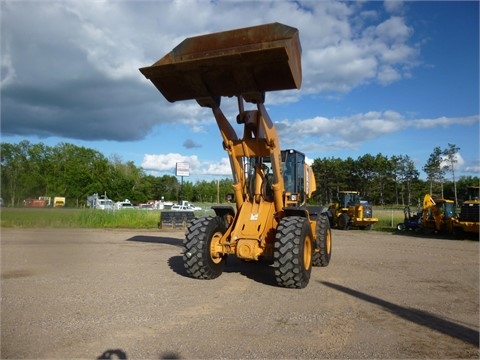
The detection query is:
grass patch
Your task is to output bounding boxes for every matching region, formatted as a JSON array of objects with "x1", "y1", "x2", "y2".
[
  {"x1": 0, "y1": 206, "x2": 406, "y2": 231},
  {"x1": 0, "y1": 208, "x2": 162, "y2": 229},
  {"x1": 374, "y1": 208, "x2": 405, "y2": 232}
]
